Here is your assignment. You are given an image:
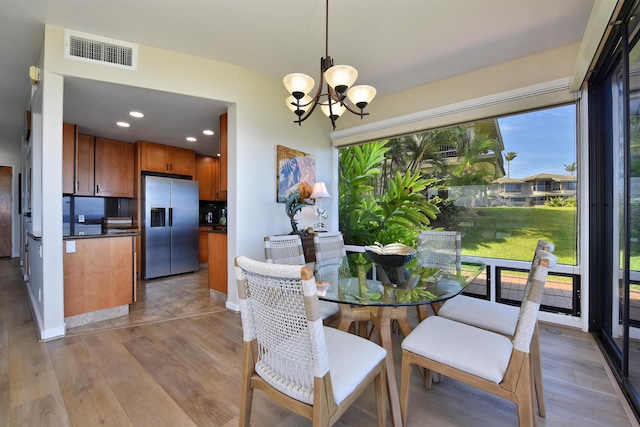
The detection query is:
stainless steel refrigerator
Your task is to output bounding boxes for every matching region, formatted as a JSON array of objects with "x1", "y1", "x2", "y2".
[{"x1": 143, "y1": 175, "x2": 199, "y2": 279}]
